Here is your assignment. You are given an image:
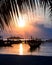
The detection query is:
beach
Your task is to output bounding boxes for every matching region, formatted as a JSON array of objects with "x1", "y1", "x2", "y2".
[{"x1": 0, "y1": 54, "x2": 52, "y2": 65}]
